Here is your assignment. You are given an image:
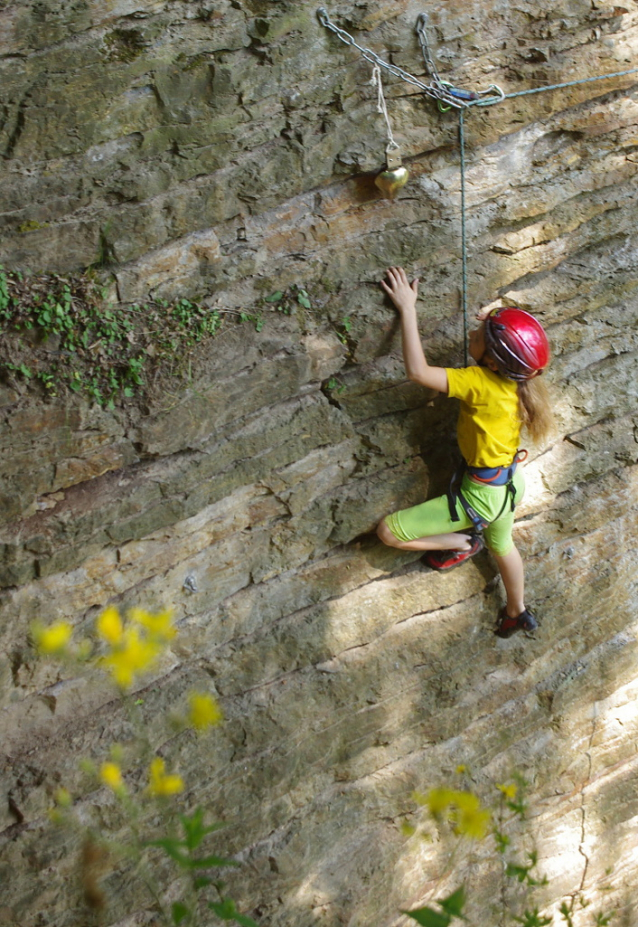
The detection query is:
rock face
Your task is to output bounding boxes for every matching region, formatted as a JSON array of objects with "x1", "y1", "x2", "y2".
[{"x1": 1, "y1": 1, "x2": 638, "y2": 925}]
